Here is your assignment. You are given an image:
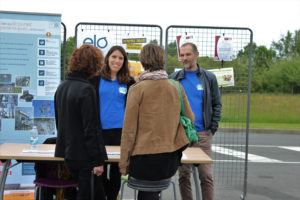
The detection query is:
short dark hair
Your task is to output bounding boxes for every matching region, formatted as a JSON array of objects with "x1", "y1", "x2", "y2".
[
  {"x1": 68, "y1": 44, "x2": 104, "y2": 79},
  {"x1": 139, "y1": 44, "x2": 165, "y2": 72},
  {"x1": 100, "y1": 46, "x2": 131, "y2": 84},
  {"x1": 181, "y1": 42, "x2": 198, "y2": 53}
]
